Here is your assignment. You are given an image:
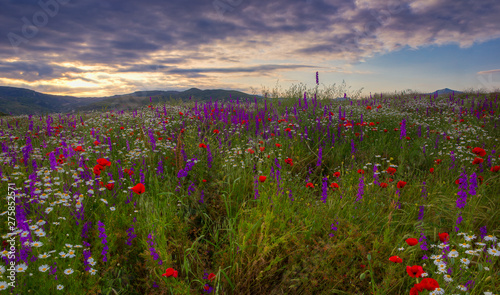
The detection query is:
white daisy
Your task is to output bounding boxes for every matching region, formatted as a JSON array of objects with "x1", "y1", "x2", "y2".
[
  {"x1": 460, "y1": 258, "x2": 470, "y2": 265},
  {"x1": 38, "y1": 252, "x2": 51, "y2": 259},
  {"x1": 430, "y1": 287, "x2": 445, "y2": 295},
  {"x1": 38, "y1": 265, "x2": 50, "y2": 272},
  {"x1": 89, "y1": 268, "x2": 97, "y2": 275},
  {"x1": 484, "y1": 235, "x2": 497, "y2": 242},
  {"x1": 487, "y1": 248, "x2": 500, "y2": 256},
  {"x1": 0, "y1": 281, "x2": 8, "y2": 291},
  {"x1": 464, "y1": 234, "x2": 476, "y2": 241},
  {"x1": 448, "y1": 250, "x2": 459, "y2": 257},
  {"x1": 443, "y1": 274, "x2": 453, "y2": 282},
  {"x1": 457, "y1": 285, "x2": 467, "y2": 291},
  {"x1": 16, "y1": 263, "x2": 28, "y2": 272},
  {"x1": 458, "y1": 242, "x2": 471, "y2": 248},
  {"x1": 64, "y1": 268, "x2": 74, "y2": 275},
  {"x1": 31, "y1": 241, "x2": 43, "y2": 247},
  {"x1": 57, "y1": 285, "x2": 64, "y2": 290}
]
